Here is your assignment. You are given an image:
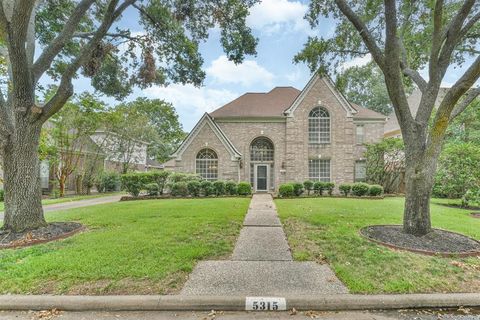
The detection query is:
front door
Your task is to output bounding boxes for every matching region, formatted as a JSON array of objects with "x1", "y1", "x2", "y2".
[{"x1": 255, "y1": 164, "x2": 268, "y2": 192}]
